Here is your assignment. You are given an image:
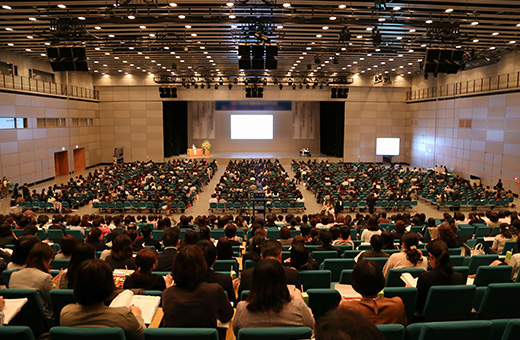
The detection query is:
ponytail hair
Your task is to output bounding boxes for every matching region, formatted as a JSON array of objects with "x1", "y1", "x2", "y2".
[
  {"x1": 427, "y1": 240, "x2": 453, "y2": 276},
  {"x1": 402, "y1": 232, "x2": 422, "y2": 265},
  {"x1": 500, "y1": 223, "x2": 513, "y2": 239}
]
